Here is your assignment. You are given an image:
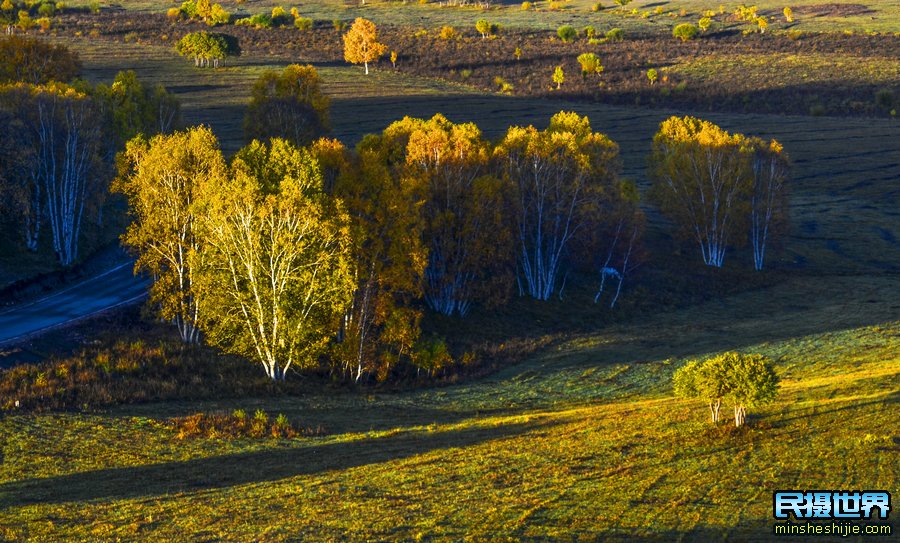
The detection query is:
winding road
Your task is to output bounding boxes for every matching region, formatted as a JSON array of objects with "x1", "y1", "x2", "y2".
[{"x1": 0, "y1": 262, "x2": 149, "y2": 347}]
